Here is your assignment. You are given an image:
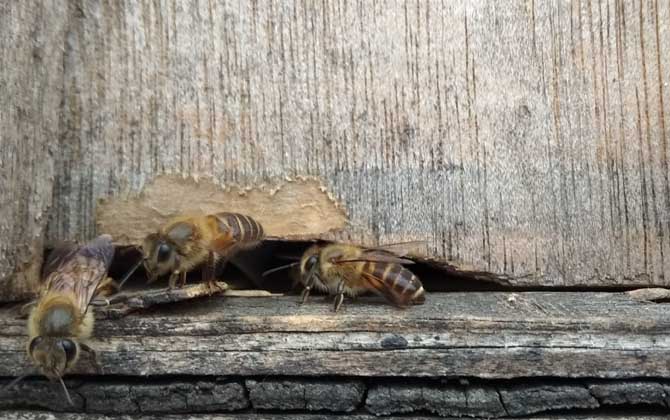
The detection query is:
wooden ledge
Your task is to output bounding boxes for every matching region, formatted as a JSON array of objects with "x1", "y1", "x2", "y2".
[
  {"x1": 3, "y1": 413, "x2": 669, "y2": 420},
  {"x1": 1, "y1": 292, "x2": 670, "y2": 378}
]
